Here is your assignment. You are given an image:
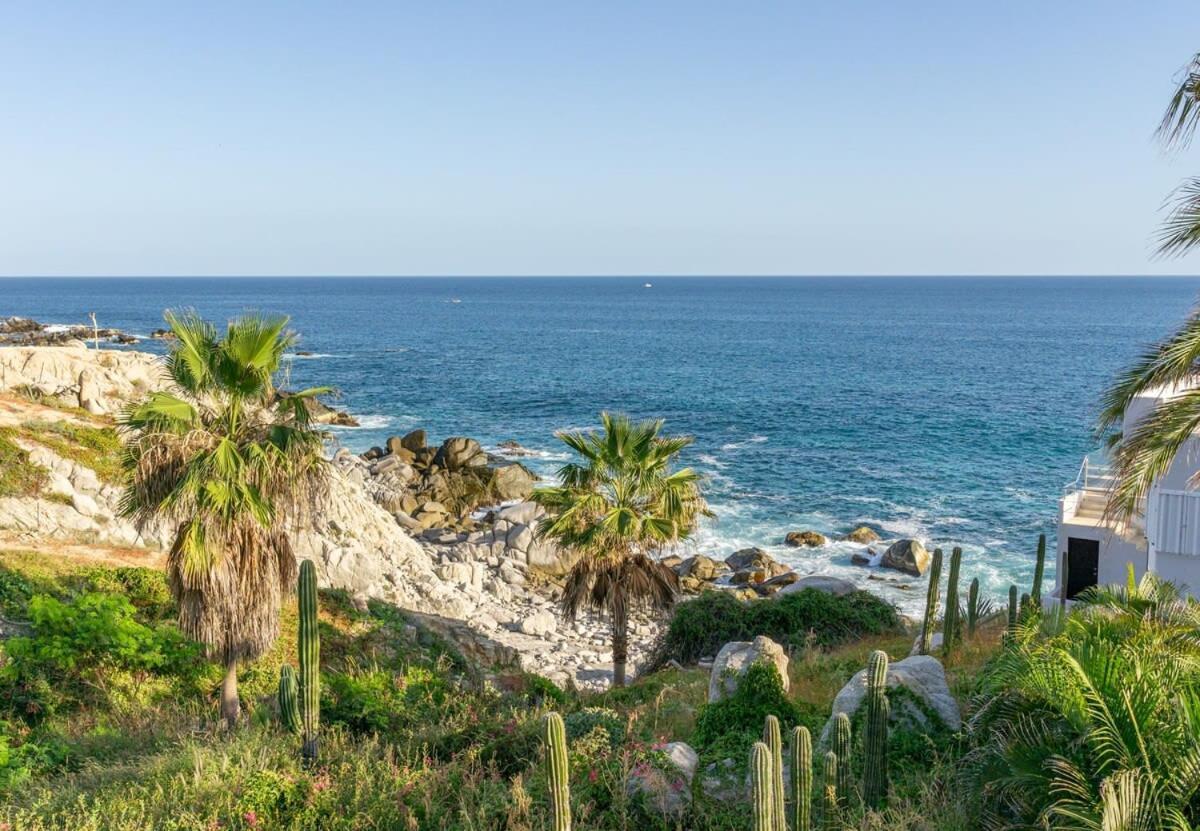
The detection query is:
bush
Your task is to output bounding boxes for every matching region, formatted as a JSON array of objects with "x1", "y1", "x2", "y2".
[
  {"x1": 0, "y1": 592, "x2": 199, "y2": 721},
  {"x1": 657, "y1": 588, "x2": 901, "y2": 665},
  {"x1": 565, "y1": 707, "x2": 626, "y2": 750},
  {"x1": 691, "y1": 662, "x2": 817, "y2": 751}
]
